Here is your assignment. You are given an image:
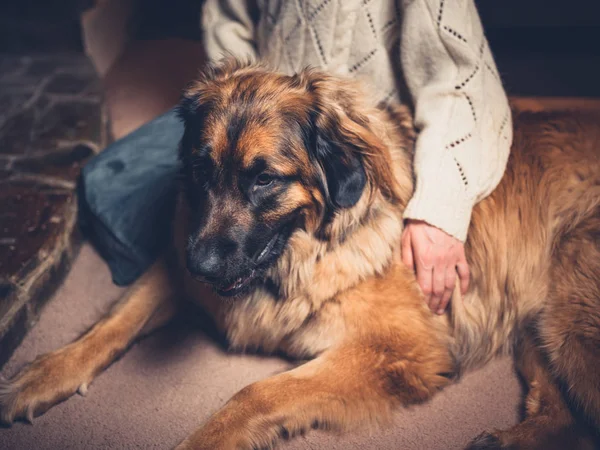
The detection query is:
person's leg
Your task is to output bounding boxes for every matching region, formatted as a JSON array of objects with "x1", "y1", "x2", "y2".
[
  {"x1": 78, "y1": 108, "x2": 183, "y2": 285},
  {"x1": 79, "y1": 39, "x2": 205, "y2": 285}
]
